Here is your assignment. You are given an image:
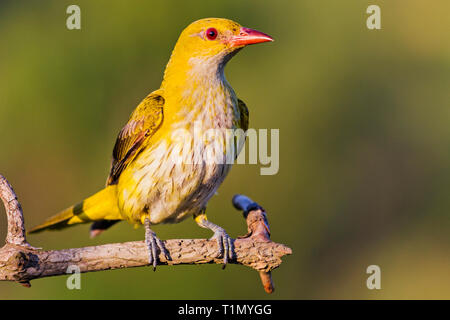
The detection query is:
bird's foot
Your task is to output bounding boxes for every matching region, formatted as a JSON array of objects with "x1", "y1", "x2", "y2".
[
  {"x1": 194, "y1": 212, "x2": 234, "y2": 269},
  {"x1": 210, "y1": 227, "x2": 234, "y2": 269},
  {"x1": 144, "y1": 218, "x2": 169, "y2": 270}
]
